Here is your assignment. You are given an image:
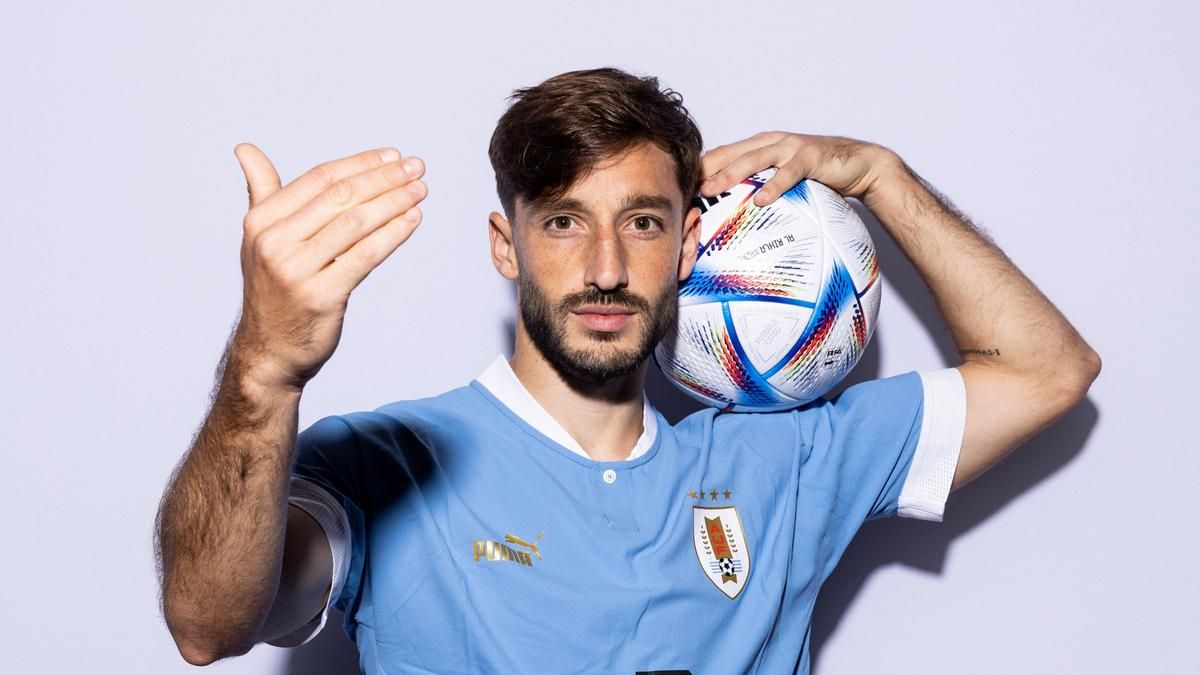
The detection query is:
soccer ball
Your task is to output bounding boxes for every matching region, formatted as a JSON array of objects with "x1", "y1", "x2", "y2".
[{"x1": 653, "y1": 167, "x2": 881, "y2": 412}]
